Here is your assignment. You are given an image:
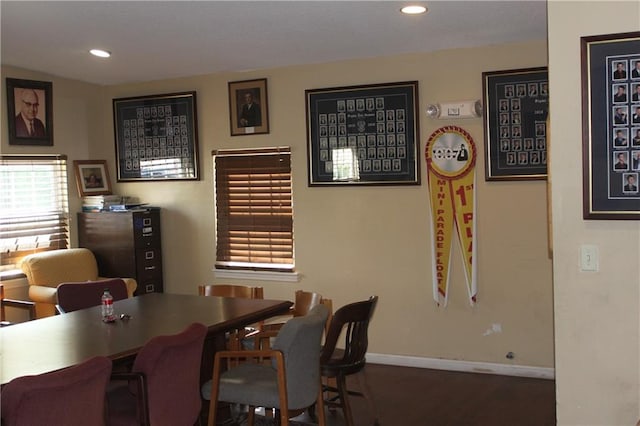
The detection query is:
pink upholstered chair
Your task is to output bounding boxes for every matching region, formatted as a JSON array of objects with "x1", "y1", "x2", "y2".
[
  {"x1": 56, "y1": 278, "x2": 129, "y2": 313},
  {"x1": 1, "y1": 356, "x2": 112, "y2": 426},
  {"x1": 107, "y1": 322, "x2": 208, "y2": 426}
]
